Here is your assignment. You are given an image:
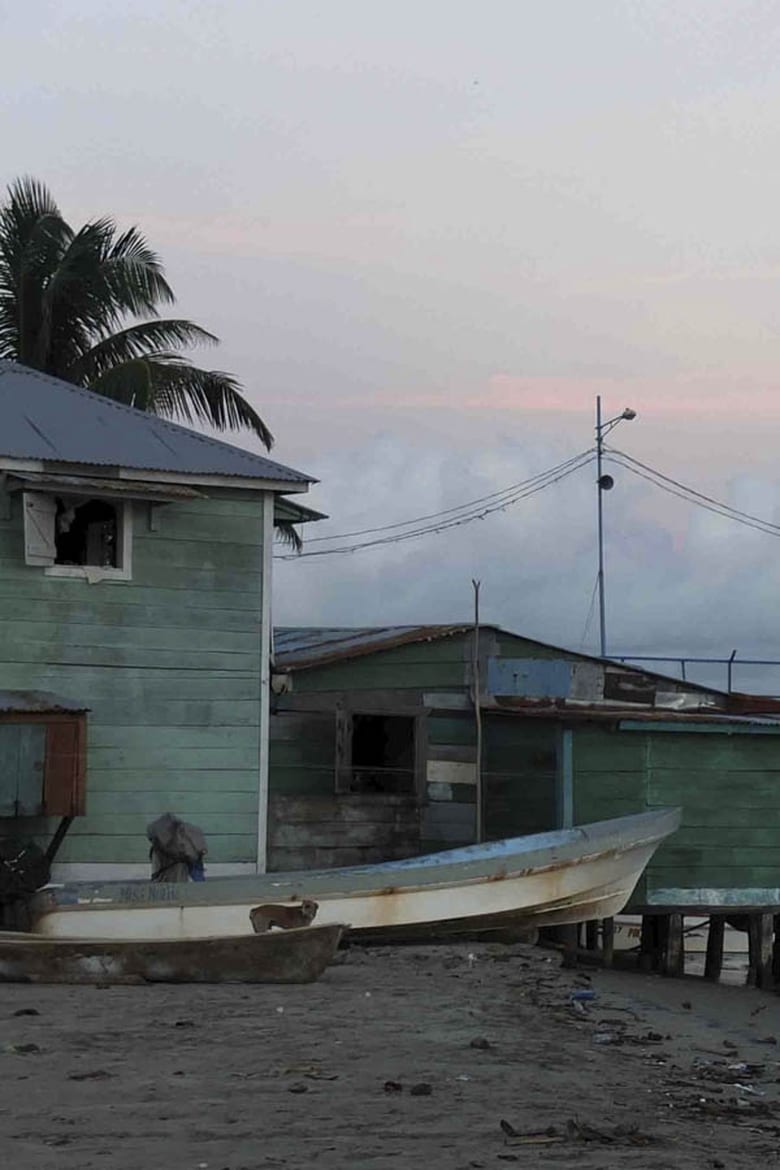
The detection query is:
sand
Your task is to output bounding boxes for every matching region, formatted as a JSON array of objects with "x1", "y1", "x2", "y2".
[{"x1": 2, "y1": 941, "x2": 780, "y2": 1169}]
